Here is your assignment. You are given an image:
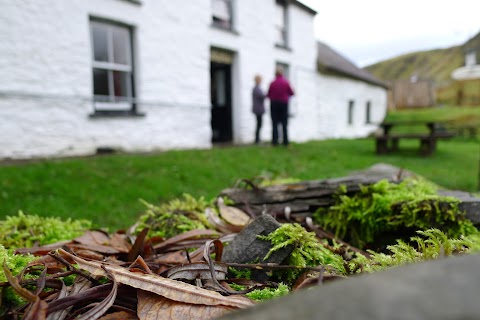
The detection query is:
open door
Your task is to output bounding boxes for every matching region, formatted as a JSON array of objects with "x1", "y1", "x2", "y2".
[{"x1": 210, "y1": 49, "x2": 233, "y2": 143}]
